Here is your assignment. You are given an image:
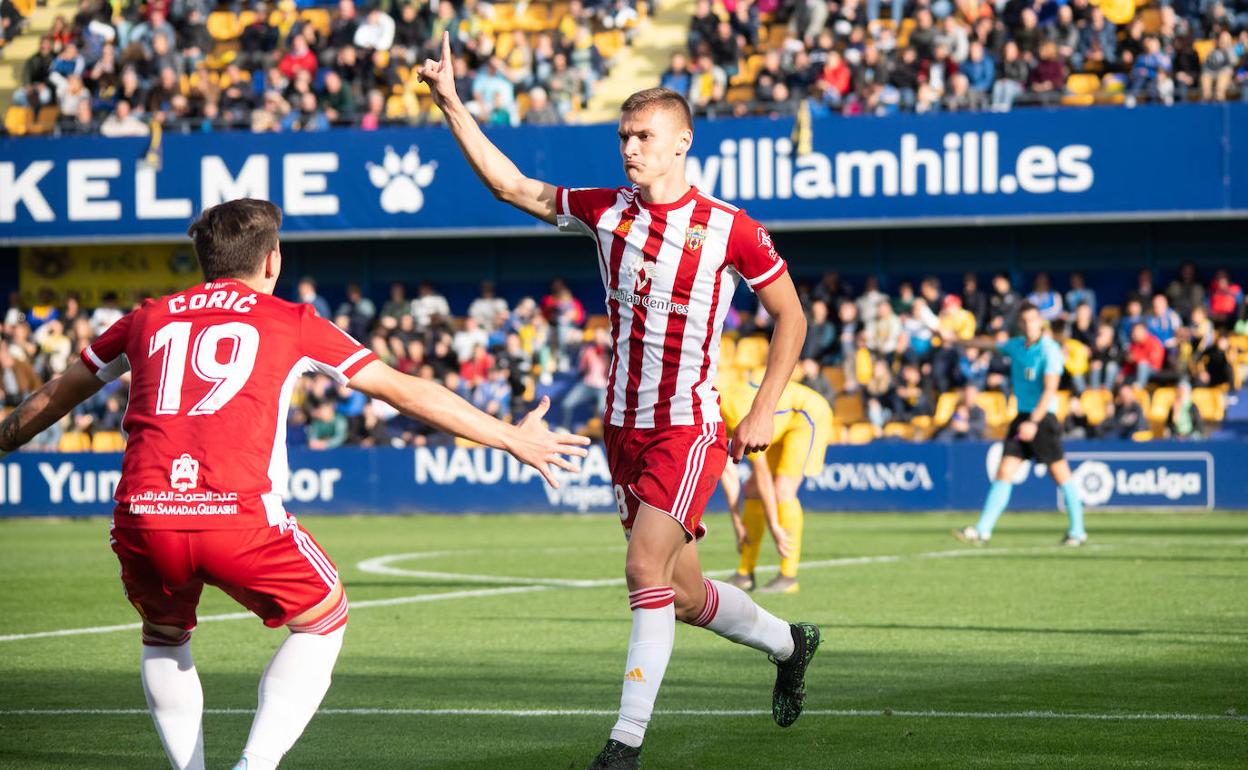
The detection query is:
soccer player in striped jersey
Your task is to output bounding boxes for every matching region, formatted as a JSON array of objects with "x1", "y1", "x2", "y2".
[
  {"x1": 421, "y1": 33, "x2": 822, "y2": 770},
  {"x1": 0, "y1": 199, "x2": 589, "y2": 770}
]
